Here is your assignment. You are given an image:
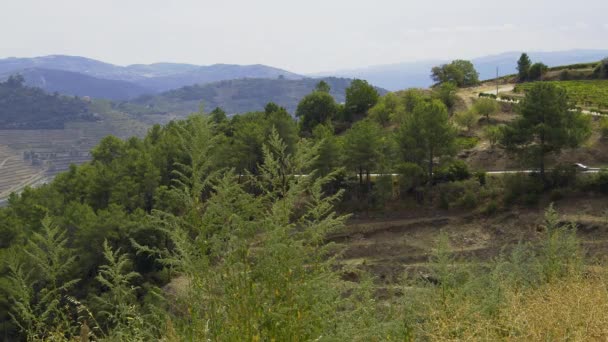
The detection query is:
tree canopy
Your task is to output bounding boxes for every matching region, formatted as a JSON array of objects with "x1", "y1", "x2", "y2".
[
  {"x1": 500, "y1": 82, "x2": 591, "y2": 179},
  {"x1": 431, "y1": 60, "x2": 479, "y2": 87},
  {"x1": 344, "y1": 79, "x2": 379, "y2": 121},
  {"x1": 517, "y1": 53, "x2": 532, "y2": 81}
]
